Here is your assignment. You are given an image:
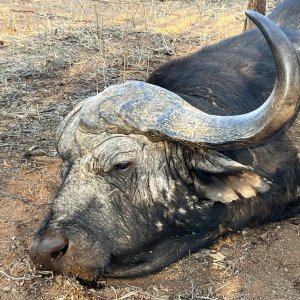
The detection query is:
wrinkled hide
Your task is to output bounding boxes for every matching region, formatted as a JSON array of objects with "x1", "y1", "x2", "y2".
[{"x1": 30, "y1": 0, "x2": 300, "y2": 280}]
